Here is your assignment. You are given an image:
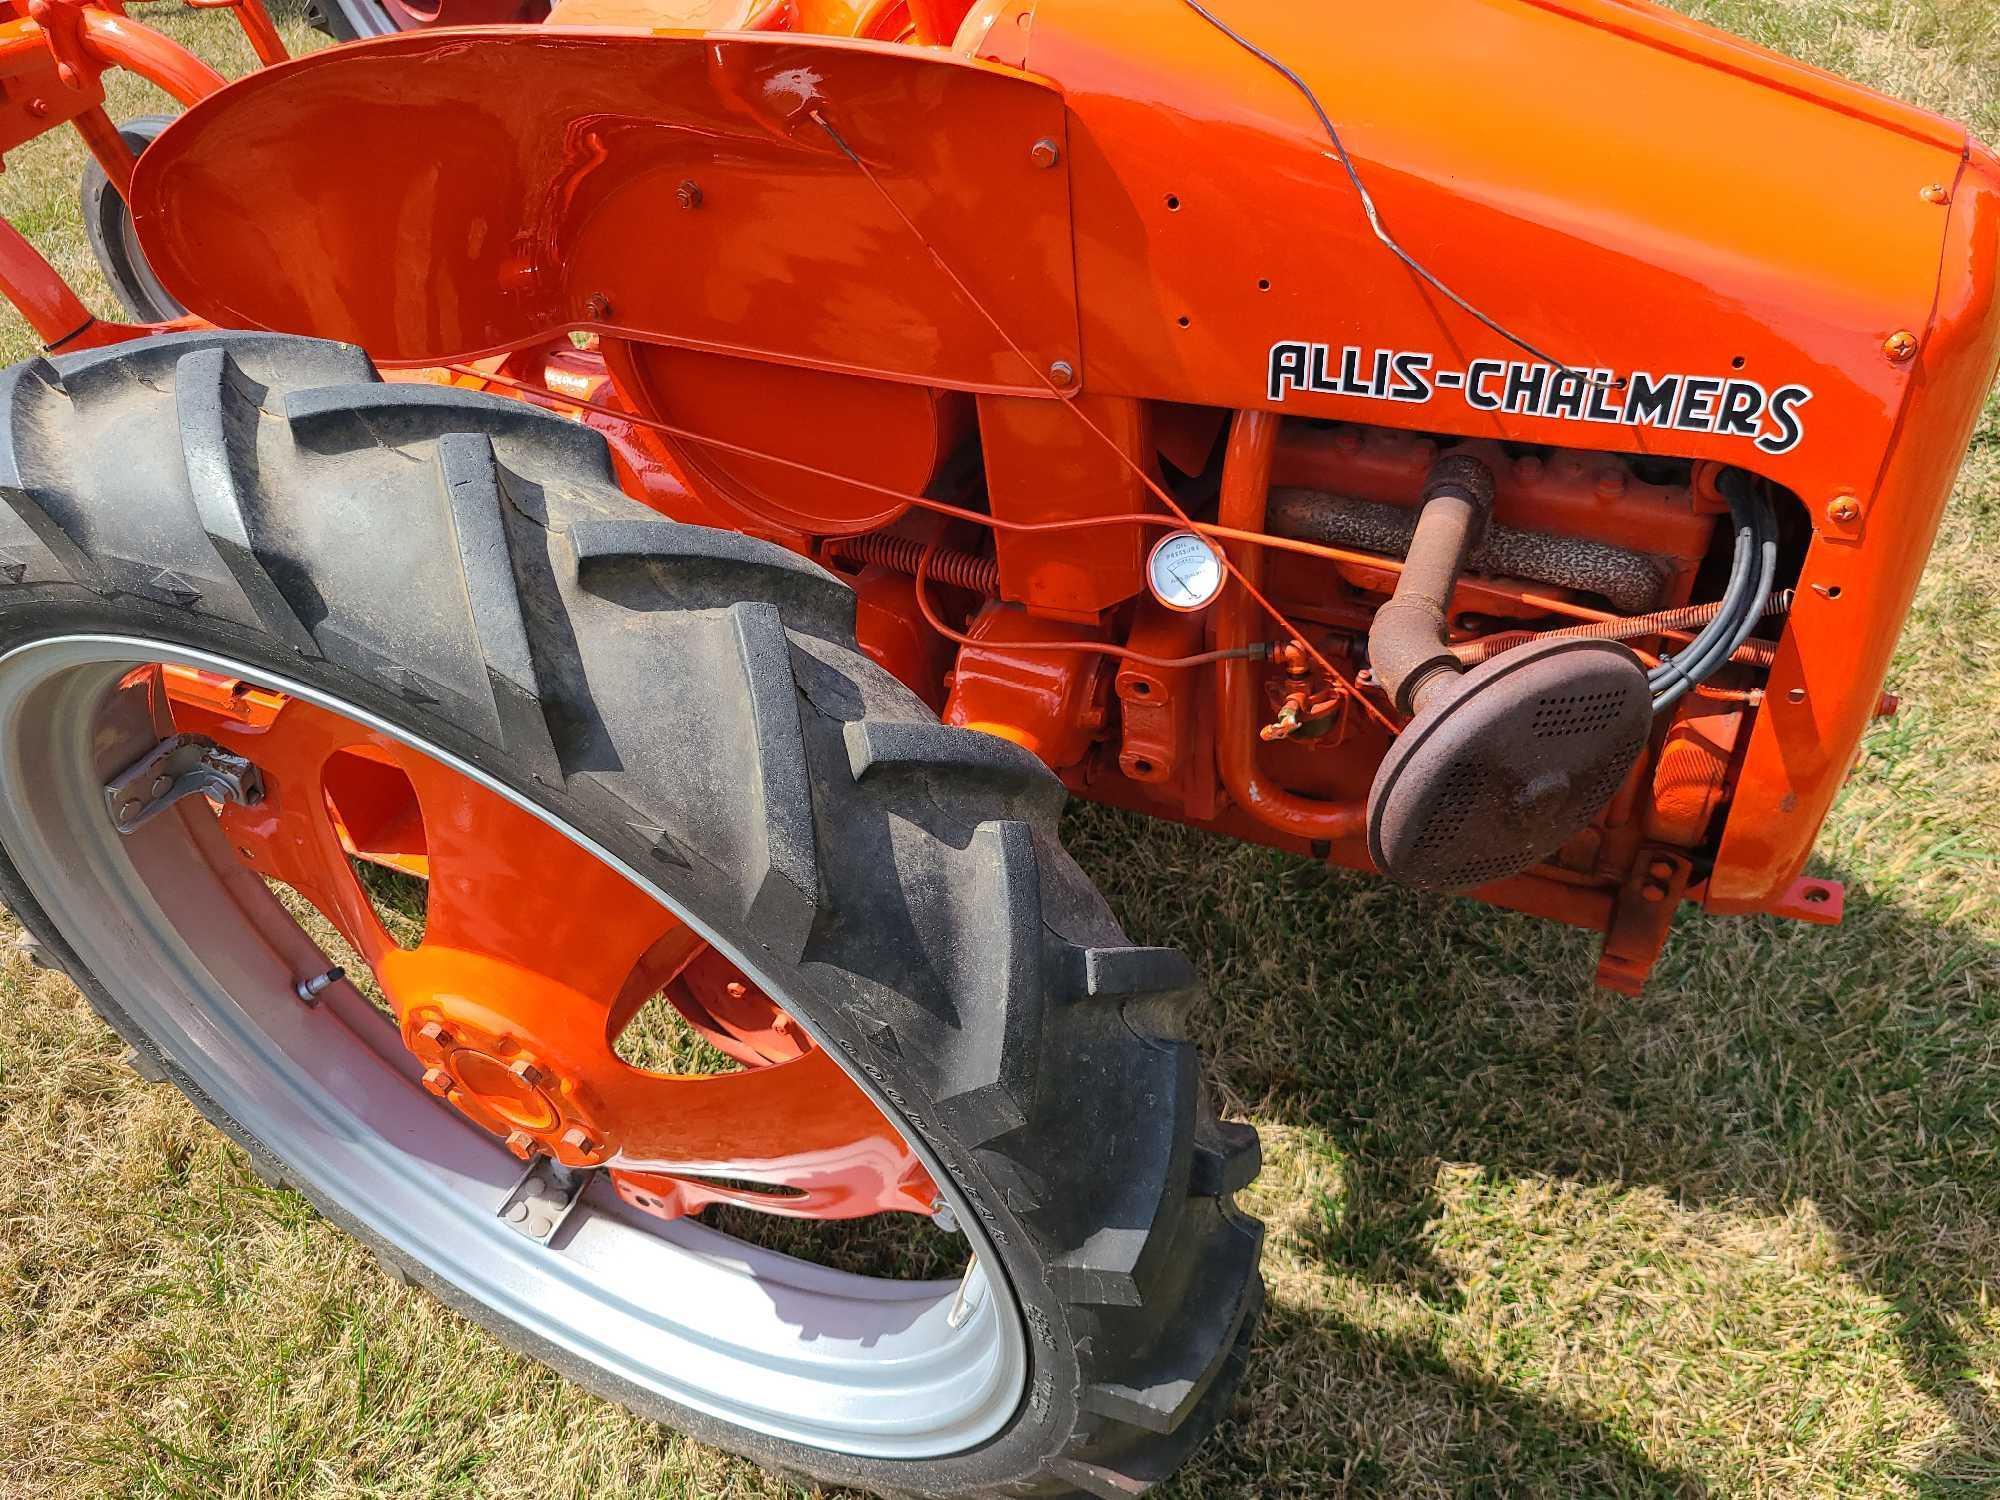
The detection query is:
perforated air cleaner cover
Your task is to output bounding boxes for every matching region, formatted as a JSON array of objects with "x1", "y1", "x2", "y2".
[{"x1": 1367, "y1": 638, "x2": 1653, "y2": 893}]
